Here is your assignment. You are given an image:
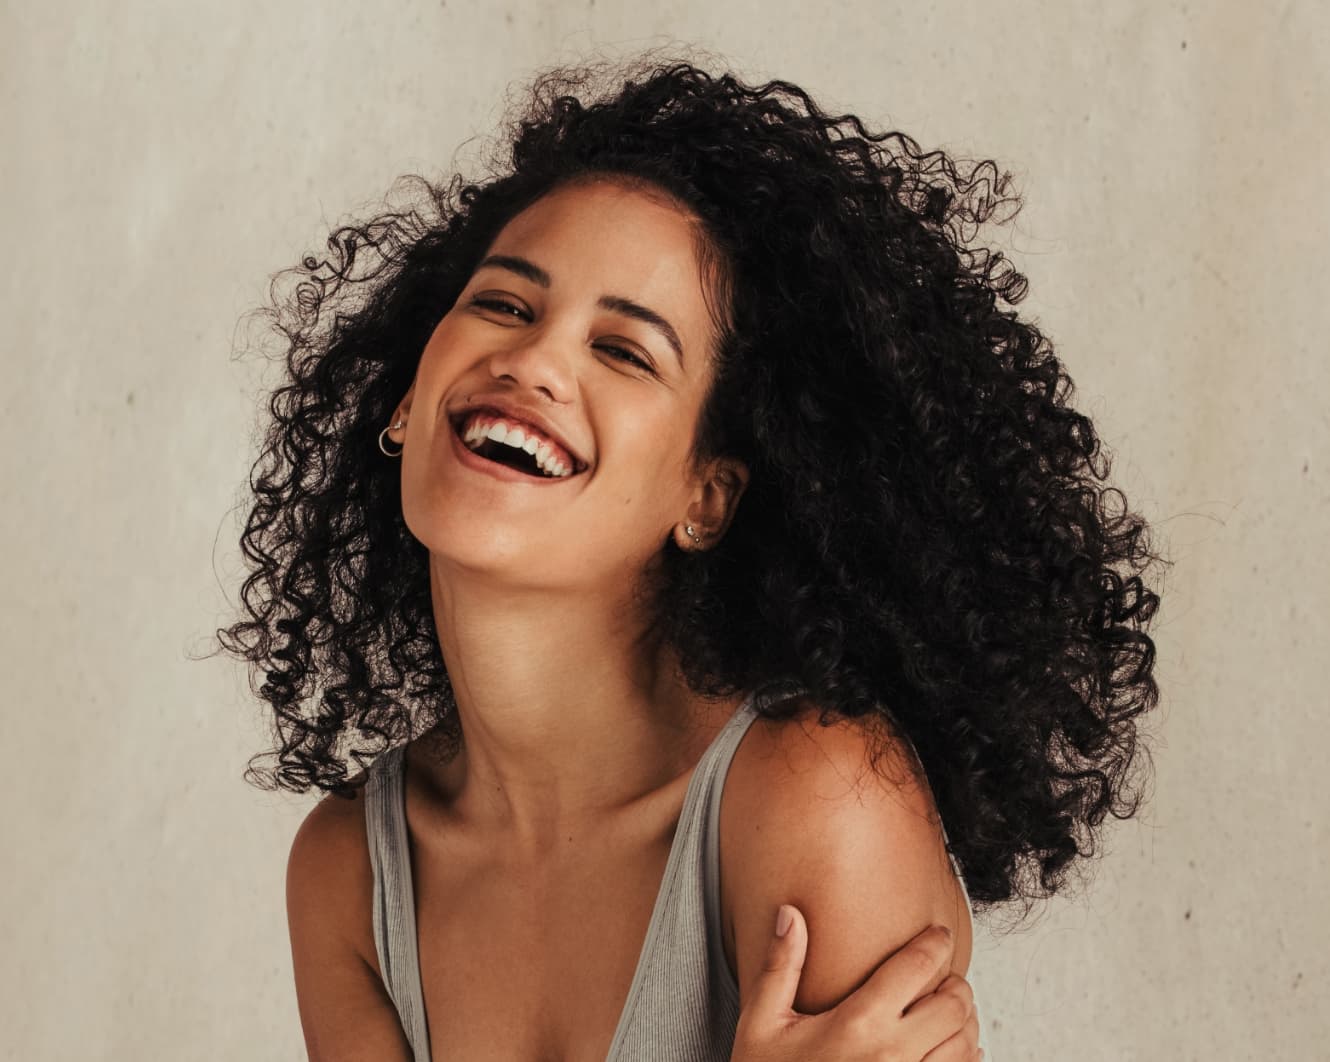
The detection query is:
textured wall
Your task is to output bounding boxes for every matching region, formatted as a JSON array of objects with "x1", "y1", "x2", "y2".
[{"x1": 2, "y1": 2, "x2": 1324, "y2": 1059}]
